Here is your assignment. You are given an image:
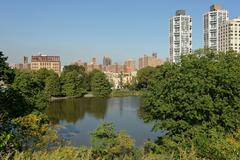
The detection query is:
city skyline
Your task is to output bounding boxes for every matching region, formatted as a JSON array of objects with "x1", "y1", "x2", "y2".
[{"x1": 1, "y1": 0, "x2": 239, "y2": 65}]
